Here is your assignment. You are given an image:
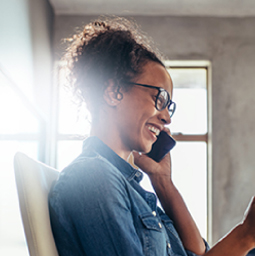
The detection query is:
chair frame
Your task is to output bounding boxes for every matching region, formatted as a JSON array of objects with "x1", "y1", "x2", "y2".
[{"x1": 14, "y1": 152, "x2": 59, "y2": 256}]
